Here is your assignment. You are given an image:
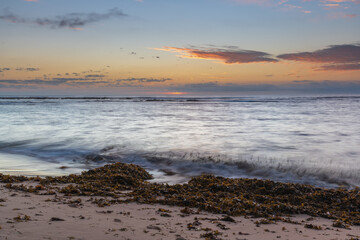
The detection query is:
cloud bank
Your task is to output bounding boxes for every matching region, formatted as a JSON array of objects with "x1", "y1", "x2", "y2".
[
  {"x1": 167, "y1": 80, "x2": 360, "y2": 94},
  {"x1": 0, "y1": 77, "x2": 172, "y2": 89},
  {"x1": 2, "y1": 77, "x2": 360, "y2": 95},
  {"x1": 0, "y1": 67, "x2": 40, "y2": 72},
  {"x1": 0, "y1": 8, "x2": 127, "y2": 29},
  {"x1": 116, "y1": 78, "x2": 172, "y2": 83}
]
